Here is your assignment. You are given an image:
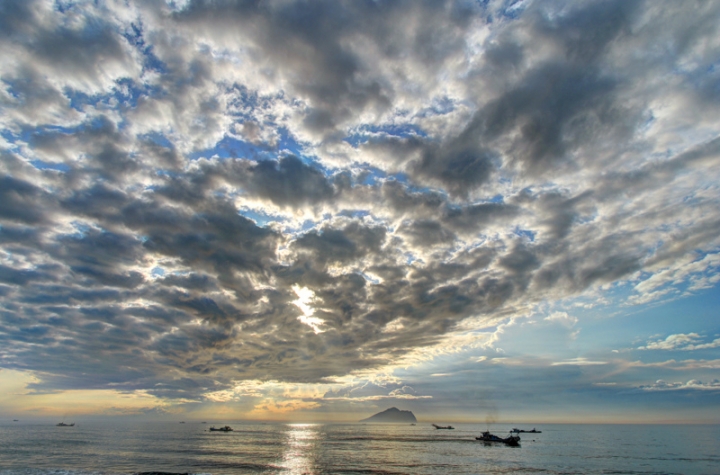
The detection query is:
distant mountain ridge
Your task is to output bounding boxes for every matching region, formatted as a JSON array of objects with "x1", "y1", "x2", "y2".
[{"x1": 359, "y1": 407, "x2": 417, "y2": 423}]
